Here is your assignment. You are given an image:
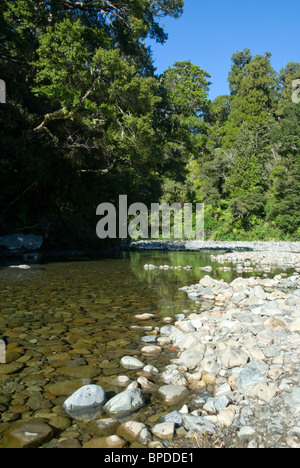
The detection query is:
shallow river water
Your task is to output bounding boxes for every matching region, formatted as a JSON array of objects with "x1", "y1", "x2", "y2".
[{"x1": 0, "y1": 250, "x2": 292, "y2": 447}]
